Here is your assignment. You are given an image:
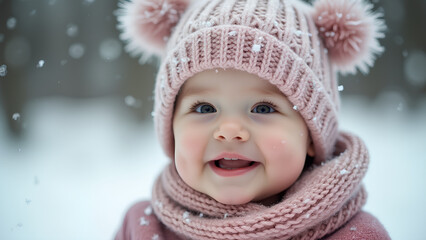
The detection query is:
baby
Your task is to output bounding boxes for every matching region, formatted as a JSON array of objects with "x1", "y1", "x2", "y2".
[{"x1": 116, "y1": 0, "x2": 390, "y2": 239}]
